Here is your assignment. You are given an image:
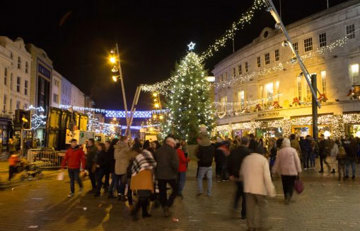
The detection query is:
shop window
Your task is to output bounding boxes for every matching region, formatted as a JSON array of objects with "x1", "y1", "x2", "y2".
[
  {"x1": 321, "y1": 71, "x2": 326, "y2": 94},
  {"x1": 346, "y1": 24, "x2": 355, "y2": 39},
  {"x1": 350, "y1": 64, "x2": 359, "y2": 85},
  {"x1": 319, "y1": 33, "x2": 327, "y2": 47},
  {"x1": 238, "y1": 64, "x2": 242, "y2": 75},
  {"x1": 275, "y1": 49, "x2": 280, "y2": 61},
  {"x1": 297, "y1": 77, "x2": 302, "y2": 100},
  {"x1": 265, "y1": 53, "x2": 270, "y2": 65},
  {"x1": 257, "y1": 57, "x2": 261, "y2": 68},
  {"x1": 306, "y1": 82, "x2": 311, "y2": 101},
  {"x1": 304, "y1": 38, "x2": 313, "y2": 52}
]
